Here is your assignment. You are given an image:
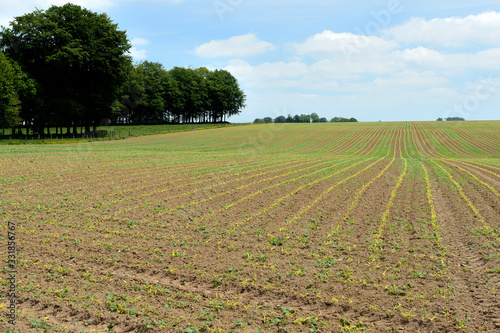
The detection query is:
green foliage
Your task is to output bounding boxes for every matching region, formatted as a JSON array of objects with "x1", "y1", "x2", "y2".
[
  {"x1": 0, "y1": 51, "x2": 35, "y2": 128},
  {"x1": 0, "y1": 3, "x2": 132, "y2": 132},
  {"x1": 206, "y1": 69, "x2": 246, "y2": 122},
  {"x1": 145, "y1": 66, "x2": 246, "y2": 124},
  {"x1": 331, "y1": 117, "x2": 358, "y2": 123},
  {"x1": 168, "y1": 67, "x2": 207, "y2": 123},
  {"x1": 274, "y1": 115, "x2": 286, "y2": 123},
  {"x1": 300, "y1": 114, "x2": 311, "y2": 123},
  {"x1": 1, "y1": 5, "x2": 246, "y2": 131},
  {"x1": 116, "y1": 61, "x2": 176, "y2": 124},
  {"x1": 310, "y1": 112, "x2": 320, "y2": 123},
  {"x1": 255, "y1": 113, "x2": 350, "y2": 124}
]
